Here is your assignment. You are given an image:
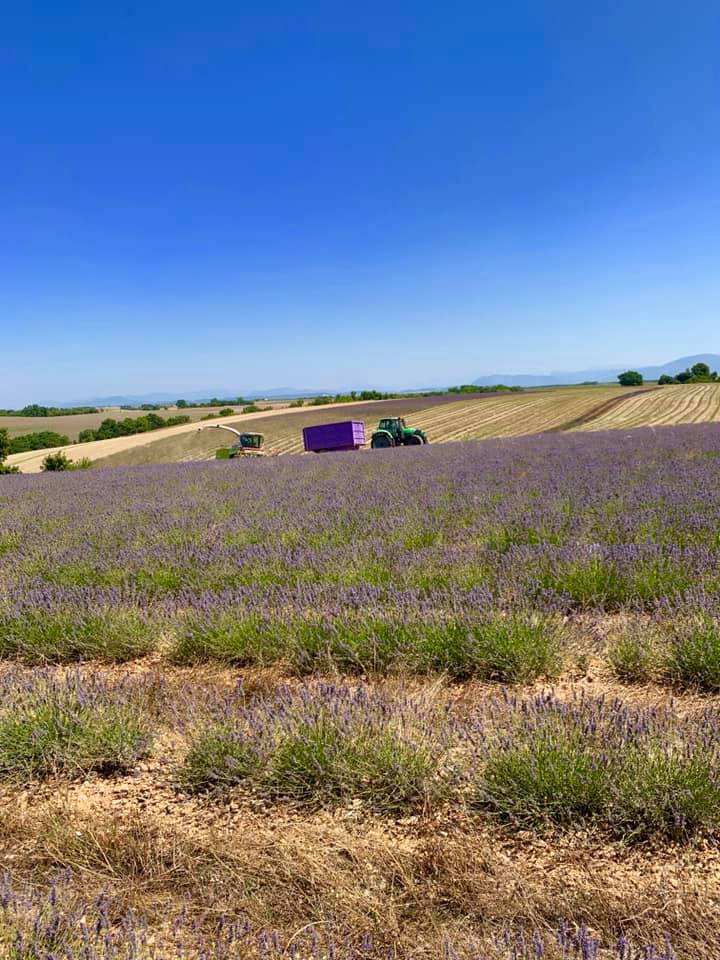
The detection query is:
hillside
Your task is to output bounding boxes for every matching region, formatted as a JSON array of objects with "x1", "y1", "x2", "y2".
[
  {"x1": 10, "y1": 382, "x2": 720, "y2": 473},
  {"x1": 91, "y1": 384, "x2": 644, "y2": 468}
]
